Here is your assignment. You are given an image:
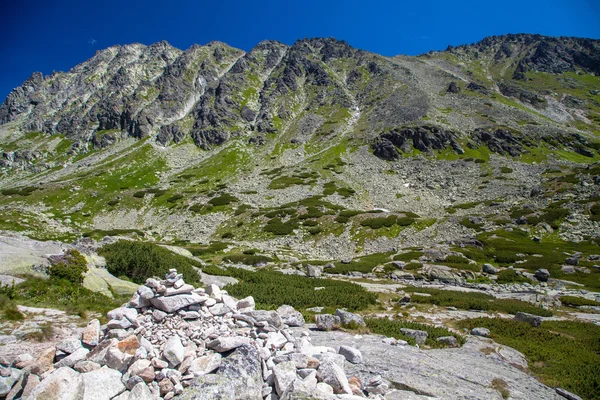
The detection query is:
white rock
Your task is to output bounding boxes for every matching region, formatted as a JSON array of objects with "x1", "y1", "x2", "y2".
[
  {"x1": 164, "y1": 284, "x2": 195, "y2": 296},
  {"x1": 138, "y1": 285, "x2": 155, "y2": 300},
  {"x1": 128, "y1": 359, "x2": 152, "y2": 377},
  {"x1": 128, "y1": 381, "x2": 155, "y2": 400},
  {"x1": 82, "y1": 366, "x2": 126, "y2": 400},
  {"x1": 27, "y1": 367, "x2": 85, "y2": 400},
  {"x1": 163, "y1": 335, "x2": 185, "y2": 367},
  {"x1": 81, "y1": 319, "x2": 100, "y2": 347},
  {"x1": 207, "y1": 336, "x2": 251, "y2": 352},
  {"x1": 188, "y1": 353, "x2": 222, "y2": 376},
  {"x1": 317, "y1": 360, "x2": 352, "y2": 395},
  {"x1": 273, "y1": 361, "x2": 296, "y2": 396},
  {"x1": 107, "y1": 307, "x2": 138, "y2": 322},
  {"x1": 208, "y1": 303, "x2": 231, "y2": 316},
  {"x1": 237, "y1": 296, "x2": 255, "y2": 311}
]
